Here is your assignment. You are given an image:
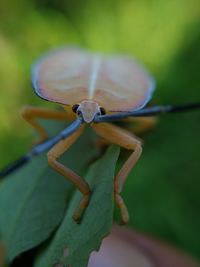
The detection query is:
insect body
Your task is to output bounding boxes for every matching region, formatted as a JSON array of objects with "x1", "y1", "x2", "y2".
[
  {"x1": 22, "y1": 47, "x2": 156, "y2": 224},
  {"x1": 1, "y1": 47, "x2": 199, "y2": 224}
]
